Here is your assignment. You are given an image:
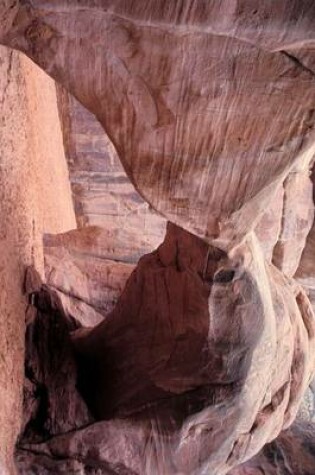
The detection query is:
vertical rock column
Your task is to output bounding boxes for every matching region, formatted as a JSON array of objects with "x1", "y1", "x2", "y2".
[{"x1": 0, "y1": 39, "x2": 75, "y2": 474}]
